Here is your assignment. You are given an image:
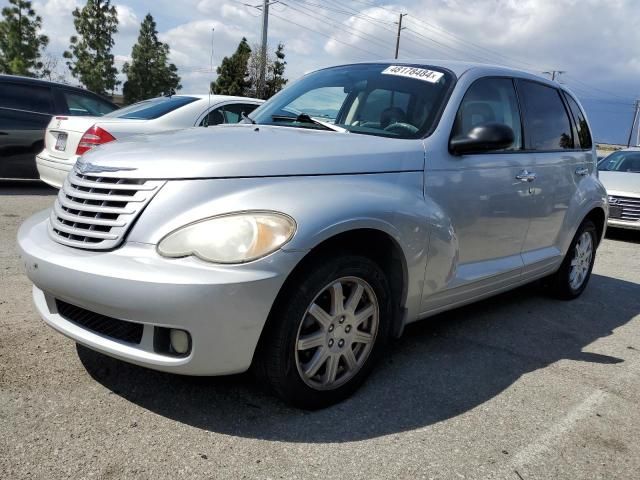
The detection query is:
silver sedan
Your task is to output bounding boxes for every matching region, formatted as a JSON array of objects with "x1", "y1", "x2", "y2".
[{"x1": 36, "y1": 94, "x2": 263, "y2": 188}]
